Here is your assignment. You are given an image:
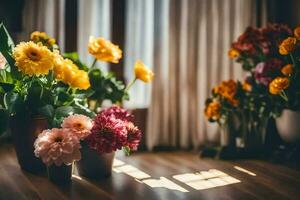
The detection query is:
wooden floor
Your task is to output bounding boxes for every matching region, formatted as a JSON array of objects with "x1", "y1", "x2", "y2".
[{"x1": 0, "y1": 143, "x2": 299, "y2": 200}]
